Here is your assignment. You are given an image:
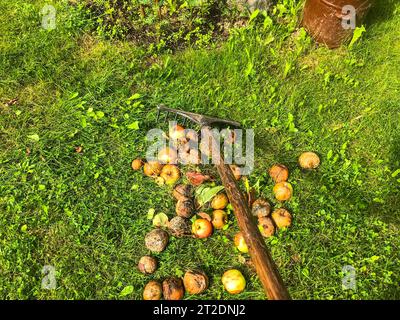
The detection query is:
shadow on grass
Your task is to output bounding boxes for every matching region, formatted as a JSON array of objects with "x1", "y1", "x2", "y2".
[{"x1": 365, "y1": 0, "x2": 397, "y2": 26}]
